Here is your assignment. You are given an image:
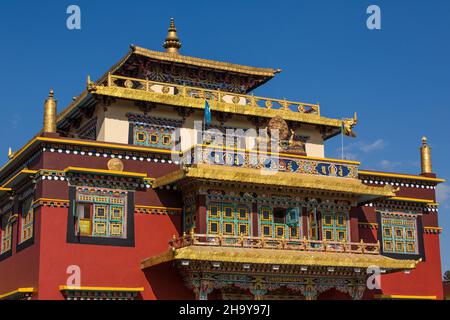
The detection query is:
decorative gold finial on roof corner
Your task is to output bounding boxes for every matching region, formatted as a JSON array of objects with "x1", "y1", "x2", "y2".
[
  {"x1": 87, "y1": 75, "x2": 97, "y2": 92},
  {"x1": 420, "y1": 136, "x2": 433, "y2": 174},
  {"x1": 163, "y1": 17, "x2": 182, "y2": 54},
  {"x1": 43, "y1": 89, "x2": 57, "y2": 133},
  {"x1": 7, "y1": 147, "x2": 15, "y2": 159},
  {"x1": 342, "y1": 112, "x2": 358, "y2": 138}
]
